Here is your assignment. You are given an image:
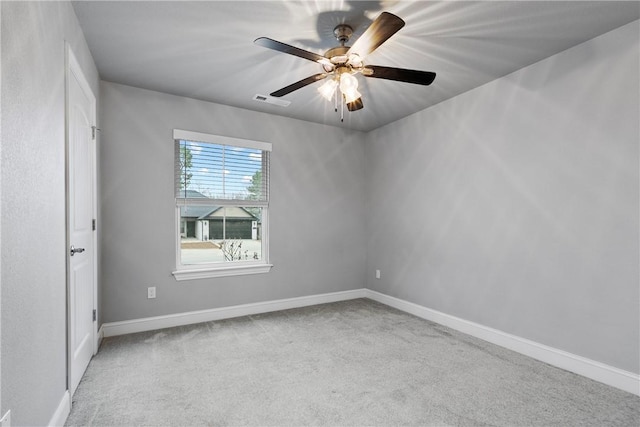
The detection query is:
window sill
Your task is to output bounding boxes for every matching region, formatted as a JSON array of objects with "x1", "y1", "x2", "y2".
[{"x1": 172, "y1": 263, "x2": 273, "y2": 281}]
